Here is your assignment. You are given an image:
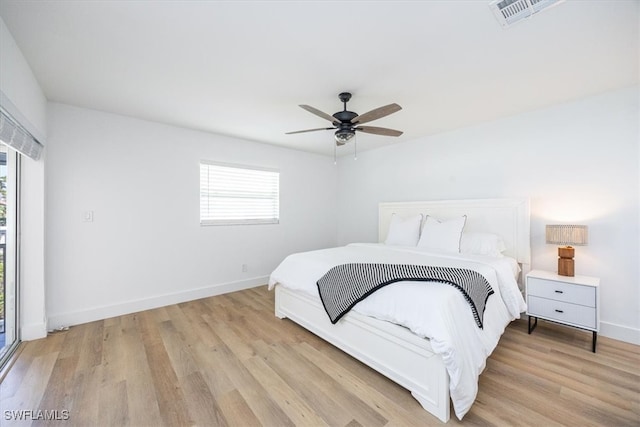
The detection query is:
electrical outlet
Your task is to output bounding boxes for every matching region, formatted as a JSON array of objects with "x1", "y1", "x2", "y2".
[{"x1": 241, "y1": 264, "x2": 248, "y2": 273}]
